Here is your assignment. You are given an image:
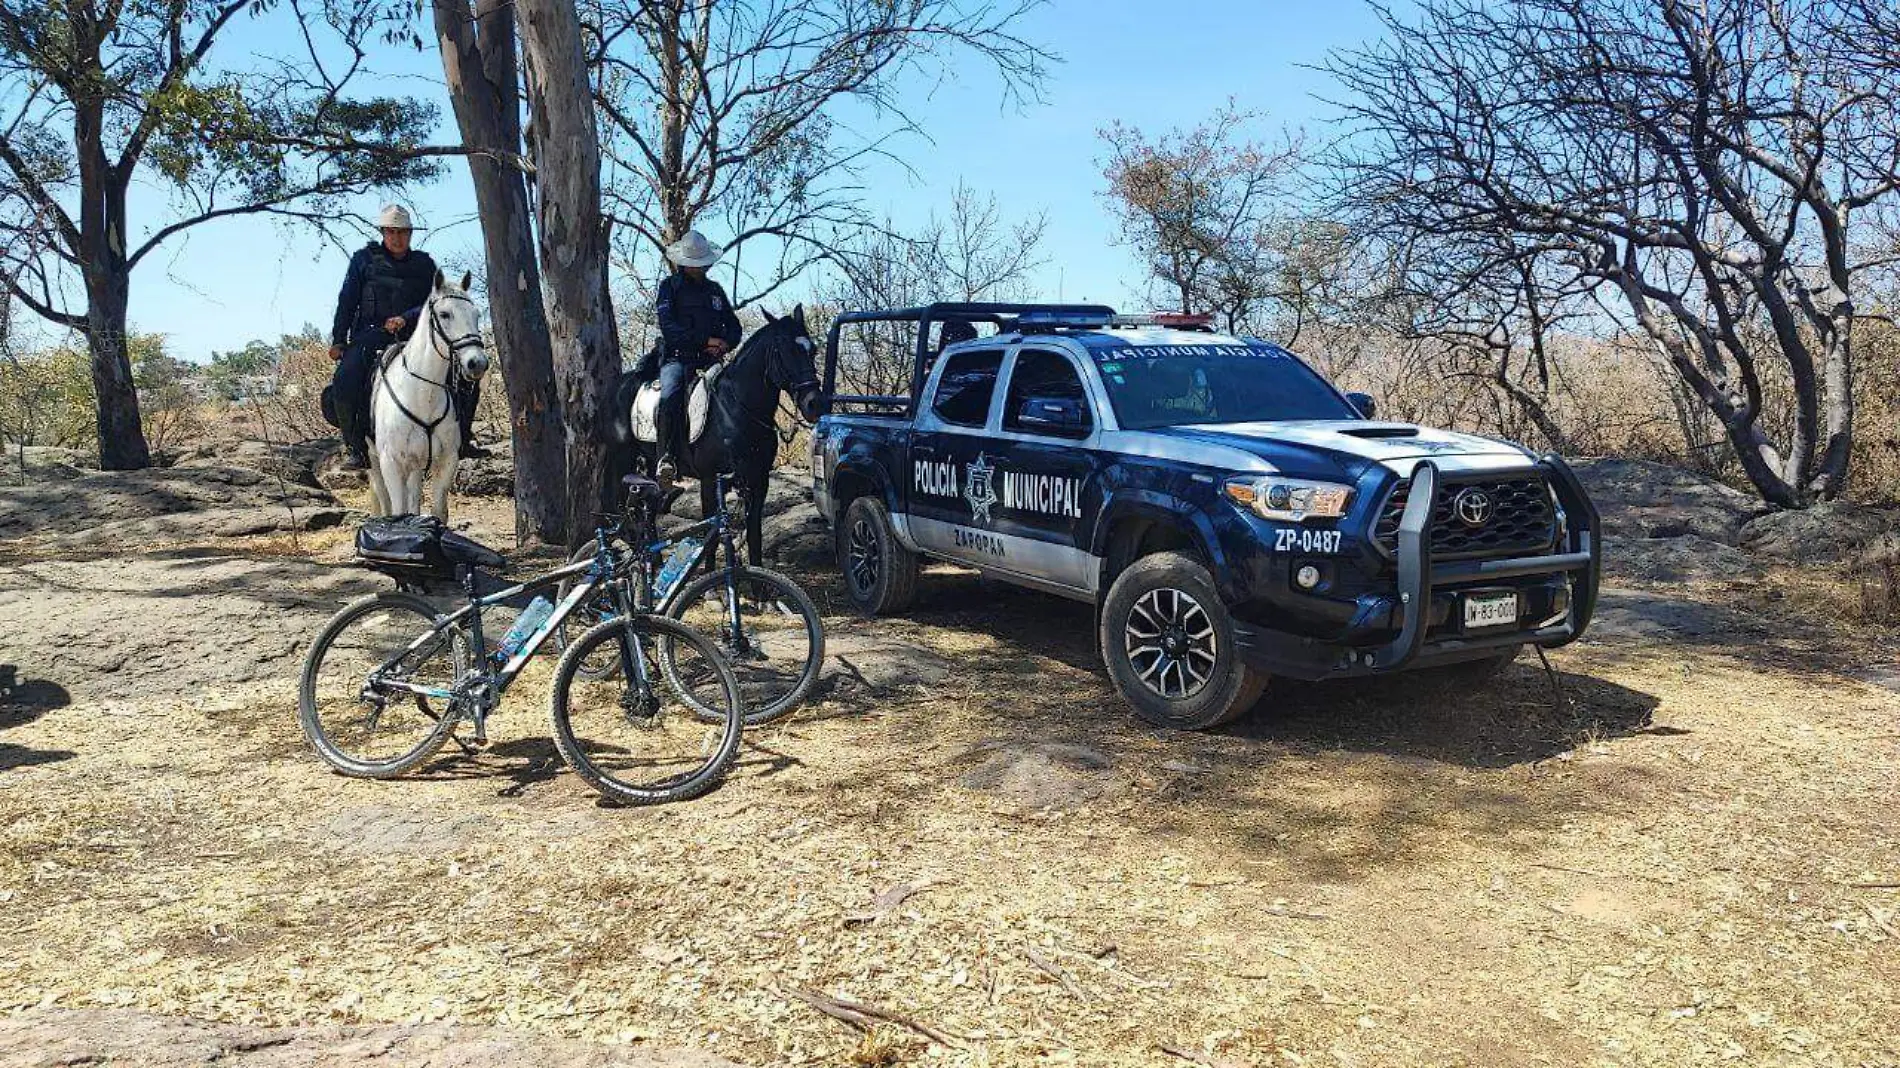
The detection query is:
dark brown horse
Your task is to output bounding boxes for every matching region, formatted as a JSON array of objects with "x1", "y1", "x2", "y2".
[{"x1": 614, "y1": 306, "x2": 823, "y2": 564}]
